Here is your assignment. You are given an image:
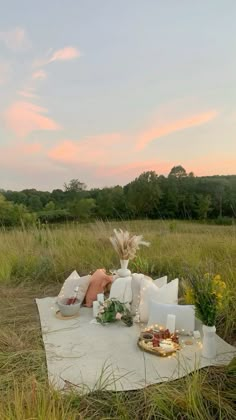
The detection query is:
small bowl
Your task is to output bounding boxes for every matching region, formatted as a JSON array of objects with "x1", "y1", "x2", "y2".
[
  {"x1": 57, "y1": 298, "x2": 81, "y2": 317},
  {"x1": 140, "y1": 332, "x2": 154, "y2": 342}
]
